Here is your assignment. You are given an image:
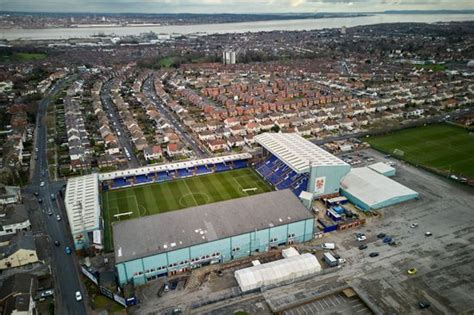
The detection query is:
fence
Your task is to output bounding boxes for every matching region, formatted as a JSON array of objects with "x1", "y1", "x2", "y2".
[{"x1": 80, "y1": 265, "x2": 137, "y2": 307}]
